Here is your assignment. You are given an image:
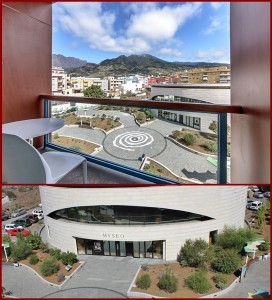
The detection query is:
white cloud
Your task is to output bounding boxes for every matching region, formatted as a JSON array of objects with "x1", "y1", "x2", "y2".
[
  {"x1": 210, "y1": 2, "x2": 224, "y2": 9},
  {"x1": 158, "y1": 48, "x2": 184, "y2": 57},
  {"x1": 196, "y1": 51, "x2": 209, "y2": 59},
  {"x1": 194, "y1": 49, "x2": 230, "y2": 63},
  {"x1": 204, "y1": 16, "x2": 222, "y2": 35},
  {"x1": 54, "y1": 2, "x2": 202, "y2": 55}
]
